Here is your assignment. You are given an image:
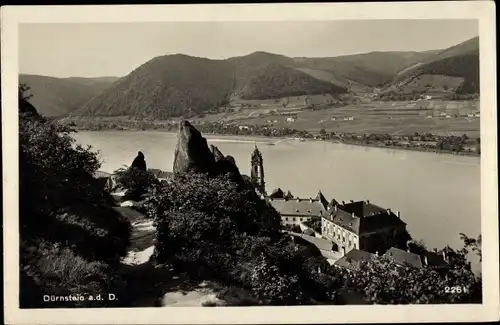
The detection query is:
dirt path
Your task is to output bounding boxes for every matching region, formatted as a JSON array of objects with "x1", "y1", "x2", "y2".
[{"x1": 114, "y1": 210, "x2": 222, "y2": 307}]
